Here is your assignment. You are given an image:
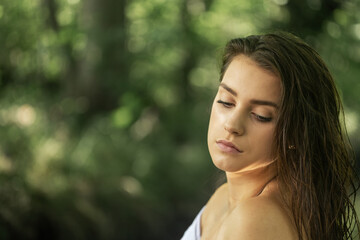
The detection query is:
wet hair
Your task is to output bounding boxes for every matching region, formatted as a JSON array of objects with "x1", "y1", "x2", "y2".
[{"x1": 220, "y1": 32, "x2": 359, "y2": 239}]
